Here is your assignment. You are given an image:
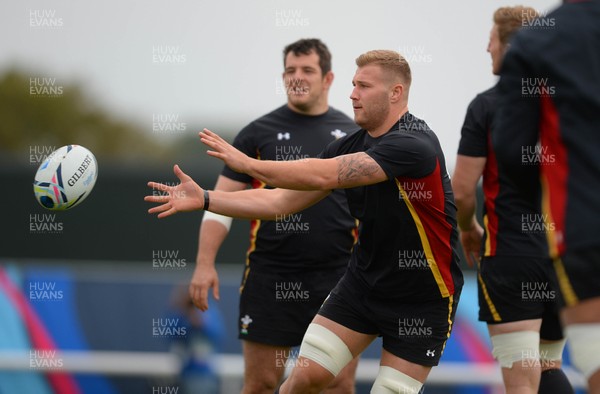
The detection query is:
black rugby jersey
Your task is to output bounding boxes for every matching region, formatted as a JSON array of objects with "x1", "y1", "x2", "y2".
[
  {"x1": 494, "y1": 0, "x2": 600, "y2": 258},
  {"x1": 222, "y1": 105, "x2": 359, "y2": 272},
  {"x1": 458, "y1": 85, "x2": 548, "y2": 257},
  {"x1": 320, "y1": 112, "x2": 463, "y2": 301}
]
